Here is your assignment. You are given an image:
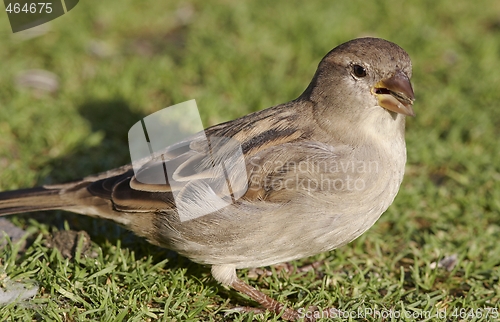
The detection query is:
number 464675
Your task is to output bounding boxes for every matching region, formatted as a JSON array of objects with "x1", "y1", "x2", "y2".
[{"x1": 6, "y1": 3, "x2": 53, "y2": 14}]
